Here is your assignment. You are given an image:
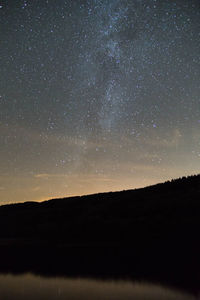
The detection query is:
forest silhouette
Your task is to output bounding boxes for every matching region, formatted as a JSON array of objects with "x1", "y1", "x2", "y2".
[{"x1": 0, "y1": 174, "x2": 200, "y2": 293}]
